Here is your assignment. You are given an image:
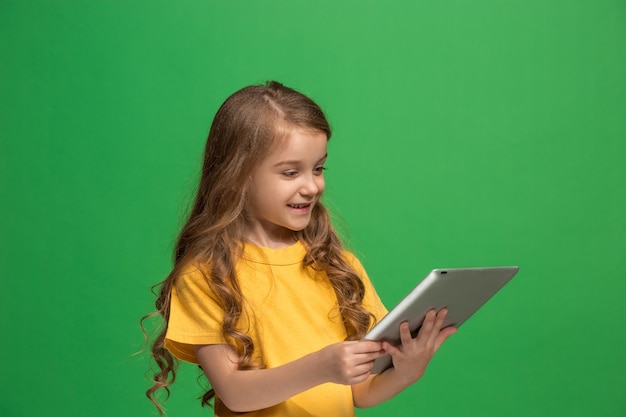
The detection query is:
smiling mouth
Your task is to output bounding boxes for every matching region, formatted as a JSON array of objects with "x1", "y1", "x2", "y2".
[{"x1": 288, "y1": 203, "x2": 312, "y2": 209}]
